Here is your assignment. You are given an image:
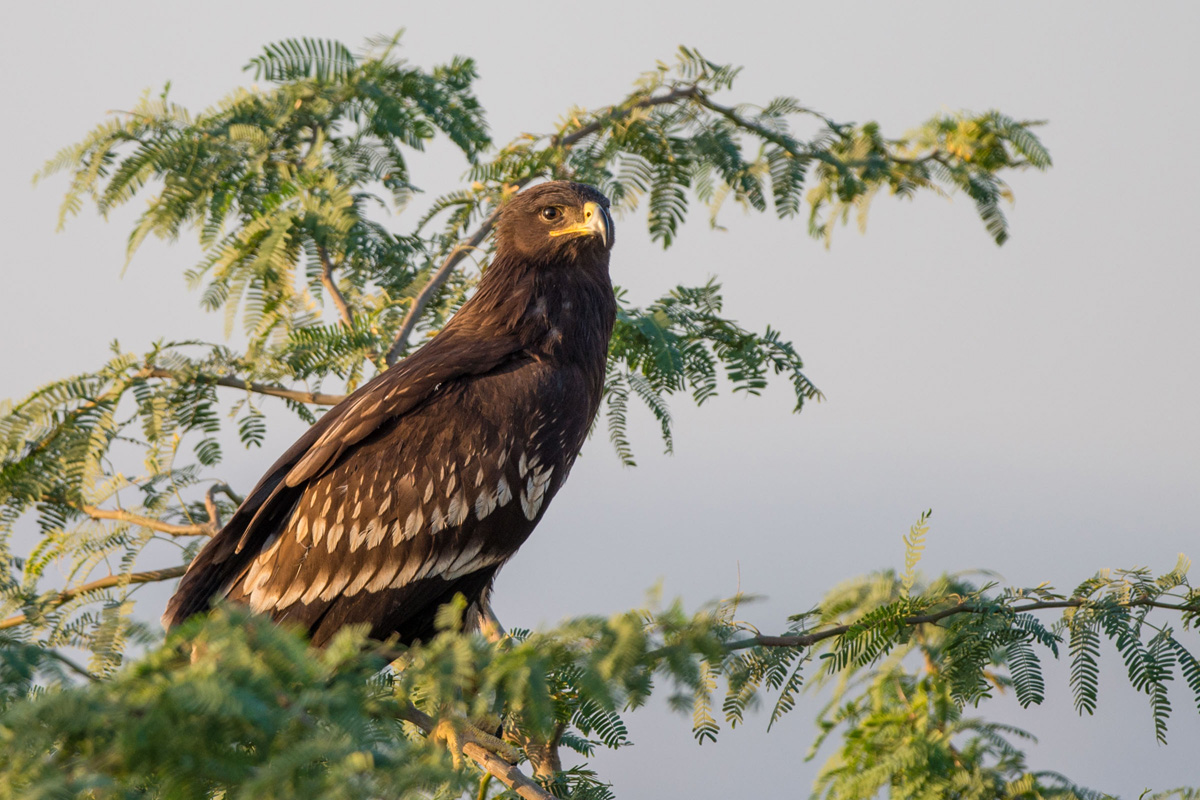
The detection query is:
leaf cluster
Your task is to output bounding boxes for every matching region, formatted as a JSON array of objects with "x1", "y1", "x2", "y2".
[
  {"x1": 0, "y1": 597, "x2": 731, "y2": 800},
  {"x1": 605, "y1": 281, "x2": 821, "y2": 464},
  {"x1": 0, "y1": 609, "x2": 469, "y2": 799},
  {"x1": 40, "y1": 34, "x2": 486, "y2": 349},
  {"x1": 0, "y1": 29, "x2": 1097, "y2": 799},
  {"x1": 11, "y1": 33, "x2": 1052, "y2": 658},
  {"x1": 668, "y1": 517, "x2": 1199, "y2": 798},
  {"x1": 0, "y1": 342, "x2": 288, "y2": 671},
  {"x1": 3, "y1": 550, "x2": 1196, "y2": 798}
]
